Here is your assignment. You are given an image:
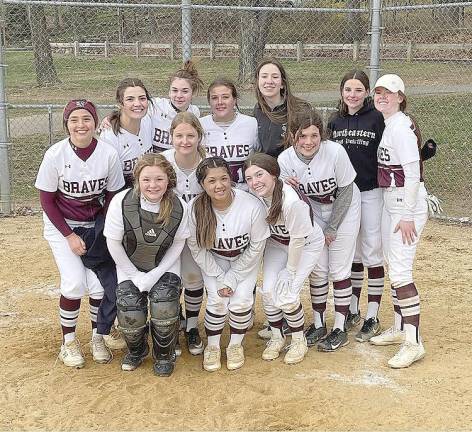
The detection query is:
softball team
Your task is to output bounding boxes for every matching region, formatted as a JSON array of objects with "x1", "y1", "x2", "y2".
[
  {"x1": 328, "y1": 70, "x2": 386, "y2": 342},
  {"x1": 38, "y1": 60, "x2": 430, "y2": 373}
]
